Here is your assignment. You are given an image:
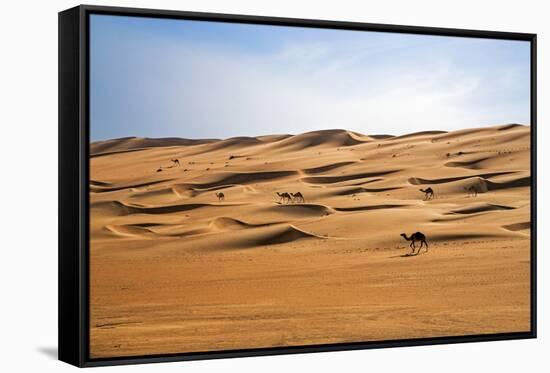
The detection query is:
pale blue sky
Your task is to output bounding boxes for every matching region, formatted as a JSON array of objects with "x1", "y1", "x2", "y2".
[{"x1": 90, "y1": 14, "x2": 531, "y2": 141}]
